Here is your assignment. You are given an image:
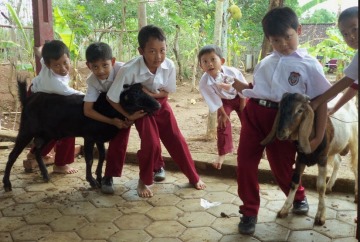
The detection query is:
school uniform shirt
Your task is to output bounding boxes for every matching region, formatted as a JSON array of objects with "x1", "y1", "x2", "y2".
[
  {"x1": 107, "y1": 56, "x2": 176, "y2": 103},
  {"x1": 31, "y1": 58, "x2": 84, "y2": 95},
  {"x1": 344, "y1": 51, "x2": 358, "y2": 89},
  {"x1": 199, "y1": 66, "x2": 248, "y2": 113},
  {"x1": 84, "y1": 61, "x2": 124, "y2": 102},
  {"x1": 242, "y1": 48, "x2": 331, "y2": 101}
]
